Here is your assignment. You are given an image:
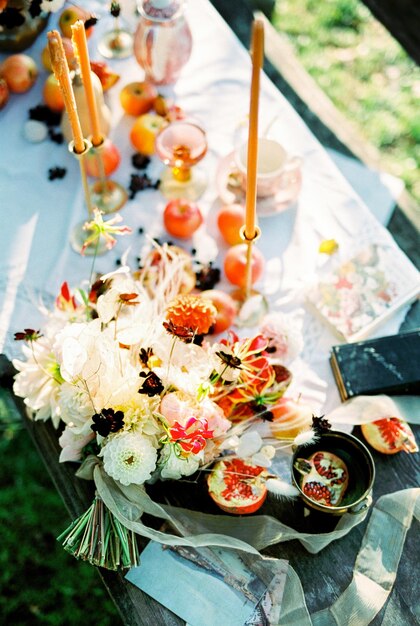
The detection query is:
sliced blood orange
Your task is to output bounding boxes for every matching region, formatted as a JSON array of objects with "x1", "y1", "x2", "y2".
[{"x1": 207, "y1": 458, "x2": 268, "y2": 515}]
